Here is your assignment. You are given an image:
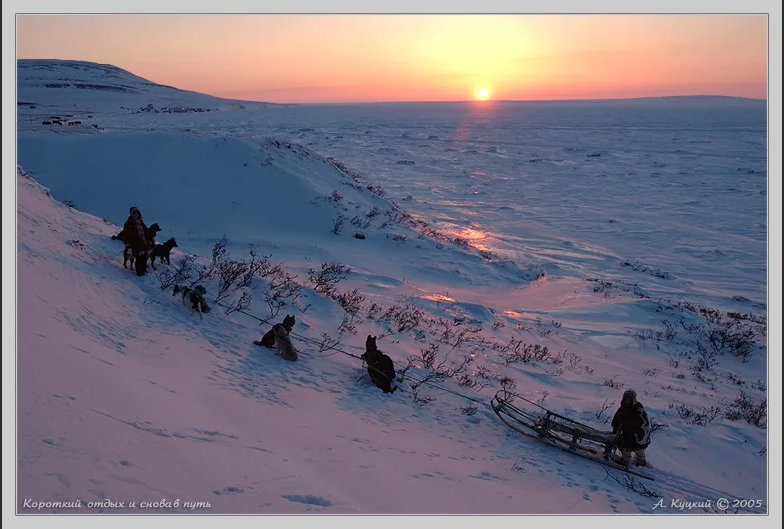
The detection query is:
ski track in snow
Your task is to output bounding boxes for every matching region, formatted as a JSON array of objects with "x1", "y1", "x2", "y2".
[{"x1": 15, "y1": 61, "x2": 768, "y2": 515}]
